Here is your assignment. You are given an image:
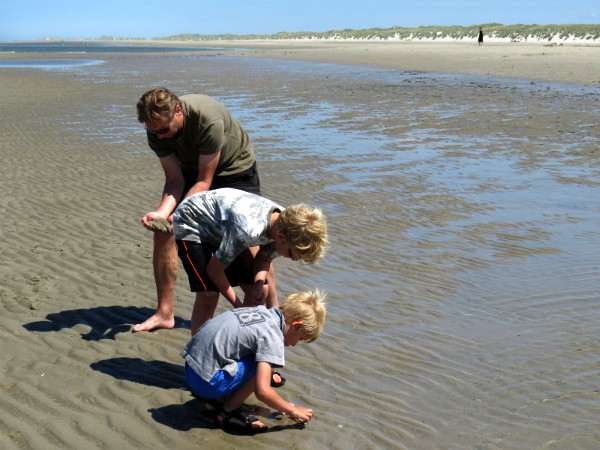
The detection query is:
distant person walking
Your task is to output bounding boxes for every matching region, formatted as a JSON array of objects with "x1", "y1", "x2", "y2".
[{"x1": 478, "y1": 27, "x2": 484, "y2": 46}]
